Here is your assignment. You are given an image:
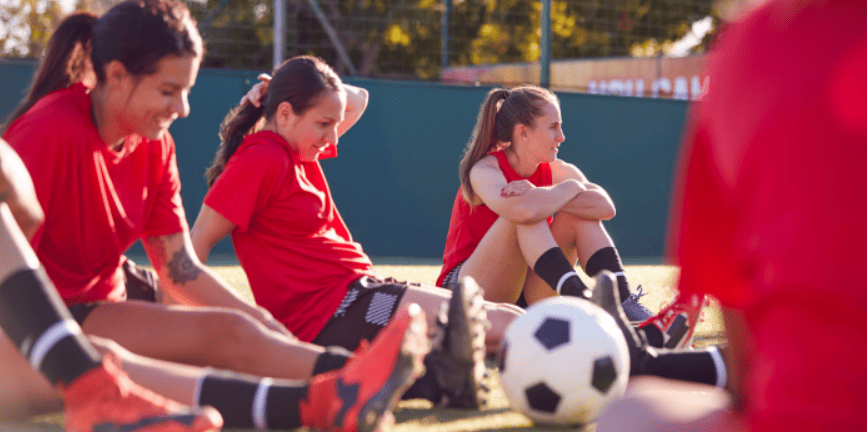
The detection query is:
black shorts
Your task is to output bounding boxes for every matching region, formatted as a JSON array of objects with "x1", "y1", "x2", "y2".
[
  {"x1": 440, "y1": 261, "x2": 465, "y2": 290},
  {"x1": 311, "y1": 276, "x2": 410, "y2": 351},
  {"x1": 68, "y1": 257, "x2": 161, "y2": 325}
]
